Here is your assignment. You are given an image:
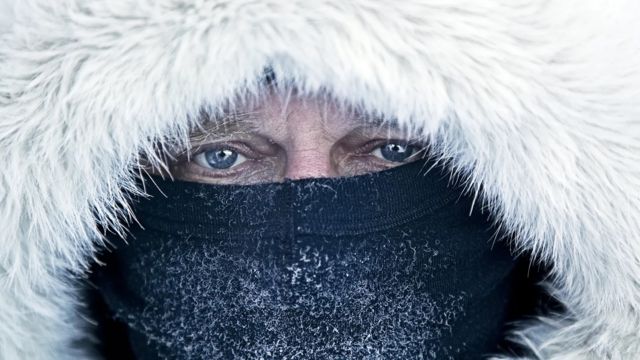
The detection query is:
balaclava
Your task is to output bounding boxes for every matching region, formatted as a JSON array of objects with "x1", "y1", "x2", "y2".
[{"x1": 93, "y1": 158, "x2": 517, "y2": 359}]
